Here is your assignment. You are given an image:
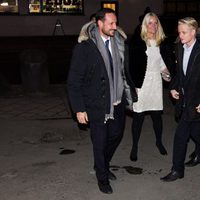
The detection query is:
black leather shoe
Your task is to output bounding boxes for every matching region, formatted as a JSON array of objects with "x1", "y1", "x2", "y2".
[
  {"x1": 98, "y1": 181, "x2": 113, "y2": 194},
  {"x1": 185, "y1": 156, "x2": 200, "y2": 167},
  {"x1": 108, "y1": 170, "x2": 117, "y2": 180},
  {"x1": 160, "y1": 171, "x2": 184, "y2": 182}
]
